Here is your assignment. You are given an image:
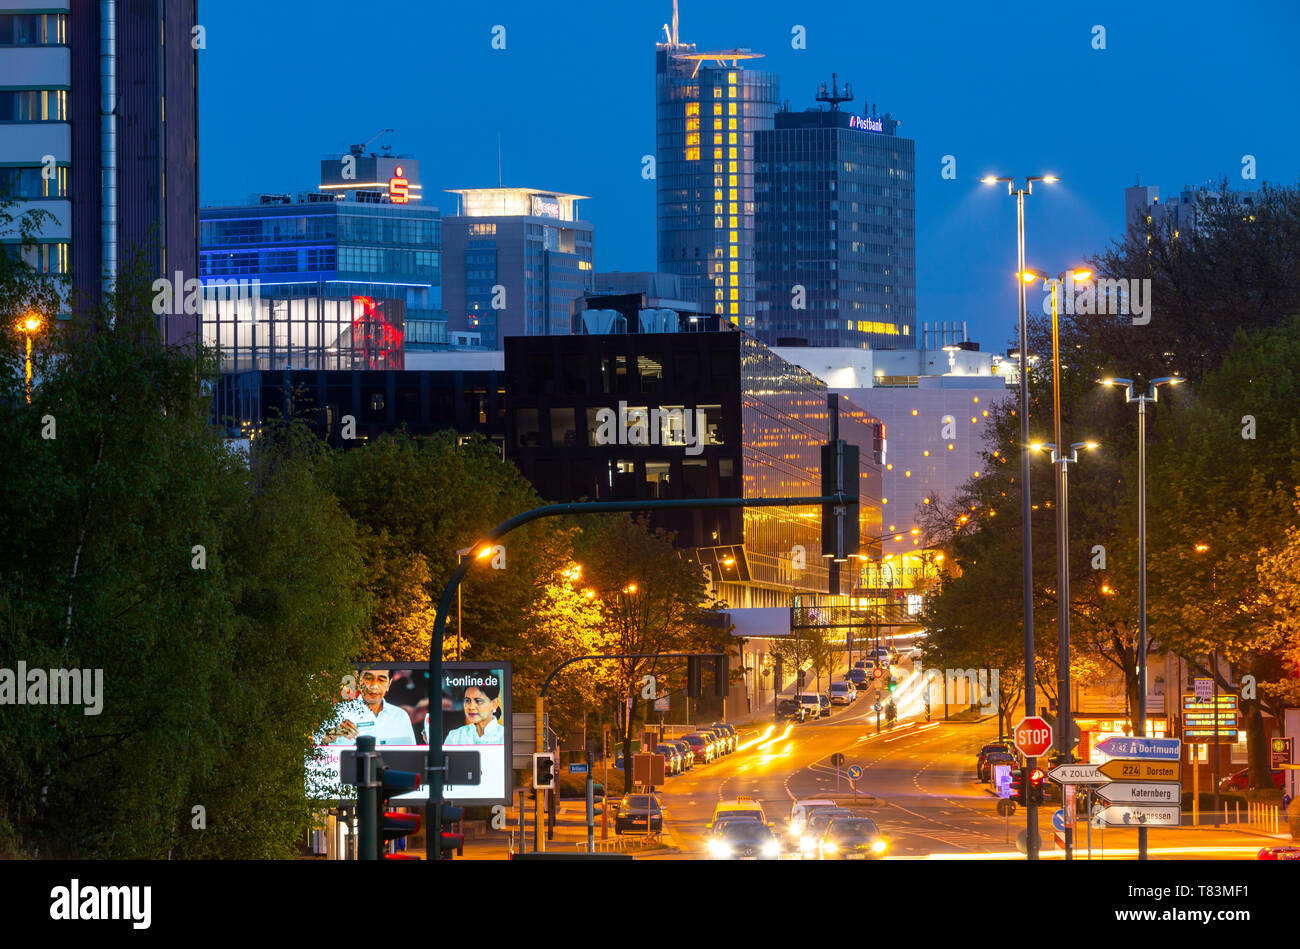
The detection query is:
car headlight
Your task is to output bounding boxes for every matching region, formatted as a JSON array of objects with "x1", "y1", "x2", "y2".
[
  {"x1": 800, "y1": 835, "x2": 816, "y2": 851},
  {"x1": 822, "y1": 841, "x2": 838, "y2": 854},
  {"x1": 871, "y1": 839, "x2": 887, "y2": 854},
  {"x1": 708, "y1": 839, "x2": 730, "y2": 858},
  {"x1": 763, "y1": 840, "x2": 780, "y2": 857}
]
